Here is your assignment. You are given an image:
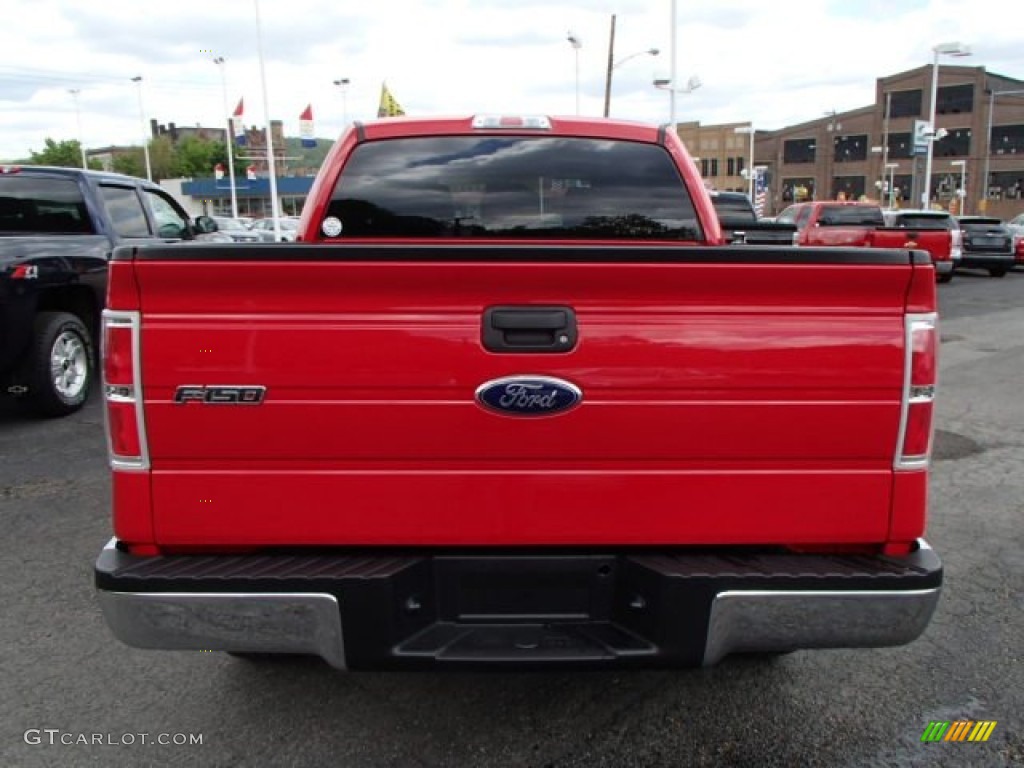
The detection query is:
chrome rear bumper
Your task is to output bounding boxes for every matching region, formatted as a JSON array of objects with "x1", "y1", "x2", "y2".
[{"x1": 96, "y1": 538, "x2": 942, "y2": 669}]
